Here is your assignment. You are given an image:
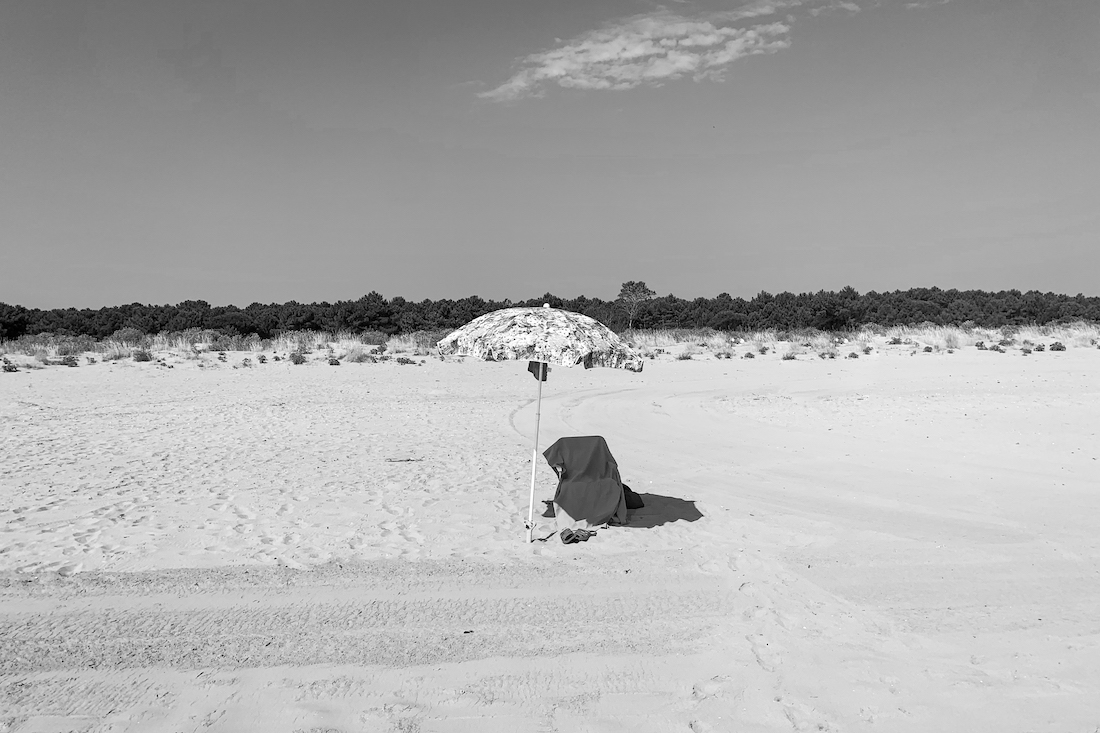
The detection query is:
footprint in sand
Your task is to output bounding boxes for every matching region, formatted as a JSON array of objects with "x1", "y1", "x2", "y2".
[
  {"x1": 781, "y1": 697, "x2": 837, "y2": 731},
  {"x1": 689, "y1": 676, "x2": 745, "y2": 733},
  {"x1": 74, "y1": 530, "x2": 101, "y2": 546},
  {"x1": 232, "y1": 506, "x2": 256, "y2": 520},
  {"x1": 747, "y1": 633, "x2": 781, "y2": 672},
  {"x1": 693, "y1": 676, "x2": 739, "y2": 700}
]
